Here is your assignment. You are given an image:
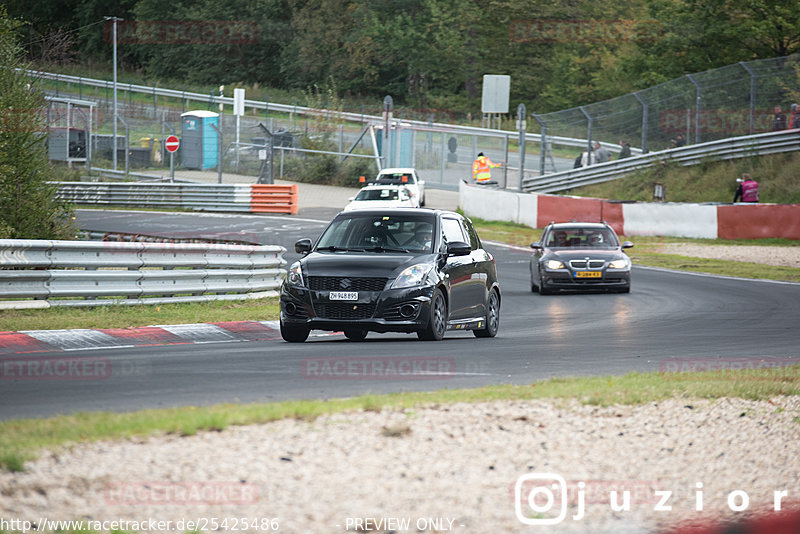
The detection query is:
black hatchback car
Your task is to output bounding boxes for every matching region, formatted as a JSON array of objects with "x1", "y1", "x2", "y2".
[
  {"x1": 280, "y1": 209, "x2": 501, "y2": 342},
  {"x1": 530, "y1": 222, "x2": 634, "y2": 294}
]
